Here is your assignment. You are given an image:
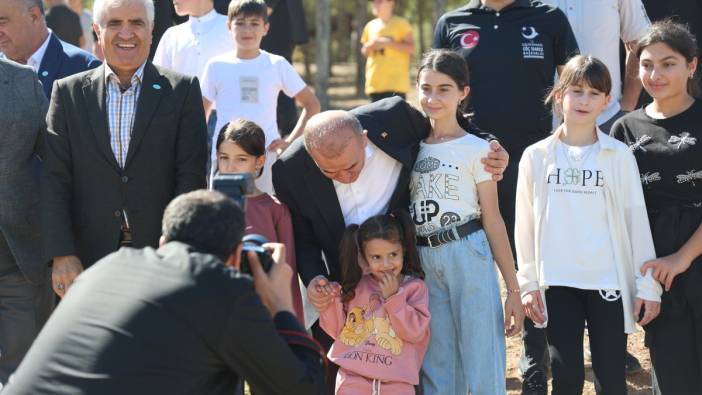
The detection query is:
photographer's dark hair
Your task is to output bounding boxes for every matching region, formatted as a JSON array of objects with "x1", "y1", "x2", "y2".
[
  {"x1": 417, "y1": 49, "x2": 471, "y2": 114},
  {"x1": 636, "y1": 19, "x2": 700, "y2": 97},
  {"x1": 228, "y1": 0, "x2": 269, "y2": 23},
  {"x1": 216, "y1": 119, "x2": 266, "y2": 176},
  {"x1": 161, "y1": 190, "x2": 245, "y2": 261},
  {"x1": 545, "y1": 55, "x2": 612, "y2": 117},
  {"x1": 338, "y1": 209, "x2": 424, "y2": 305}
]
